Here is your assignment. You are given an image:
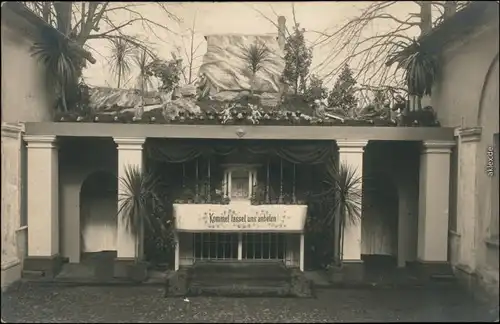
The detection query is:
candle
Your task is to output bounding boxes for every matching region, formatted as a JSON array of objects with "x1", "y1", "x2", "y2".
[
  {"x1": 266, "y1": 160, "x2": 270, "y2": 202},
  {"x1": 279, "y1": 158, "x2": 283, "y2": 203},
  {"x1": 207, "y1": 159, "x2": 211, "y2": 201}
]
